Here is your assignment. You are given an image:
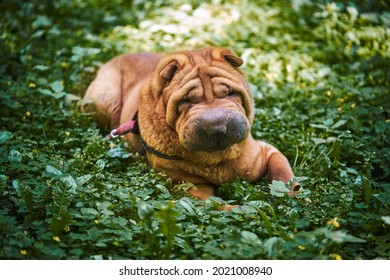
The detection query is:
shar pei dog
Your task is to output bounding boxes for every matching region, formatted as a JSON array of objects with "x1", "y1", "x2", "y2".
[{"x1": 83, "y1": 47, "x2": 297, "y2": 209}]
